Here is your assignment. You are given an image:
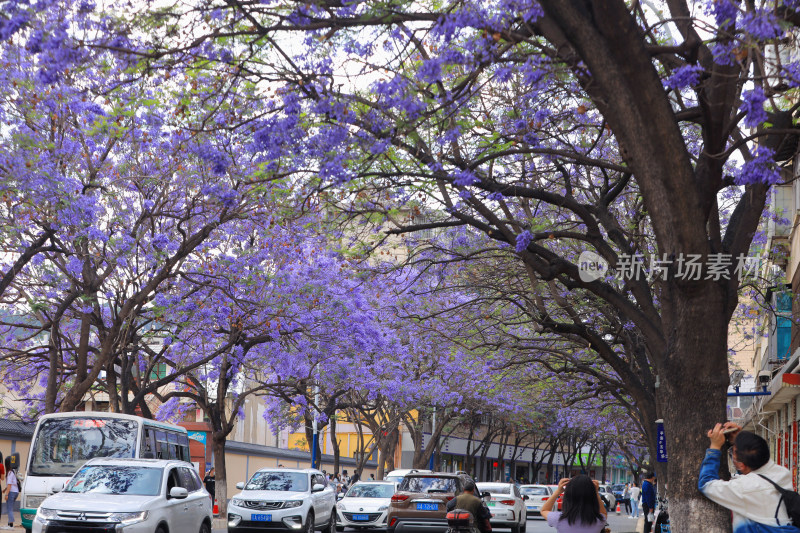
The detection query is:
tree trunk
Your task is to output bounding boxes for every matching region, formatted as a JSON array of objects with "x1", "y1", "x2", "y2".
[
  {"x1": 658, "y1": 285, "x2": 731, "y2": 533},
  {"x1": 330, "y1": 415, "x2": 341, "y2": 476},
  {"x1": 212, "y1": 430, "x2": 229, "y2": 517}
]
